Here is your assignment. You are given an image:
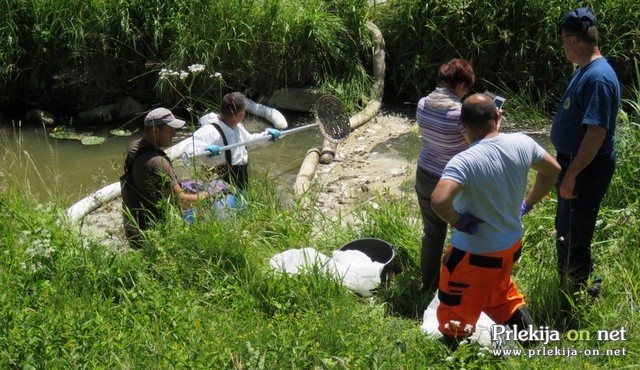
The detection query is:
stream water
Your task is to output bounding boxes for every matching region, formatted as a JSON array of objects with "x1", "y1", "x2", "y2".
[
  {"x1": 1, "y1": 111, "x2": 550, "y2": 210},
  {"x1": 0, "y1": 112, "x2": 322, "y2": 207}
]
